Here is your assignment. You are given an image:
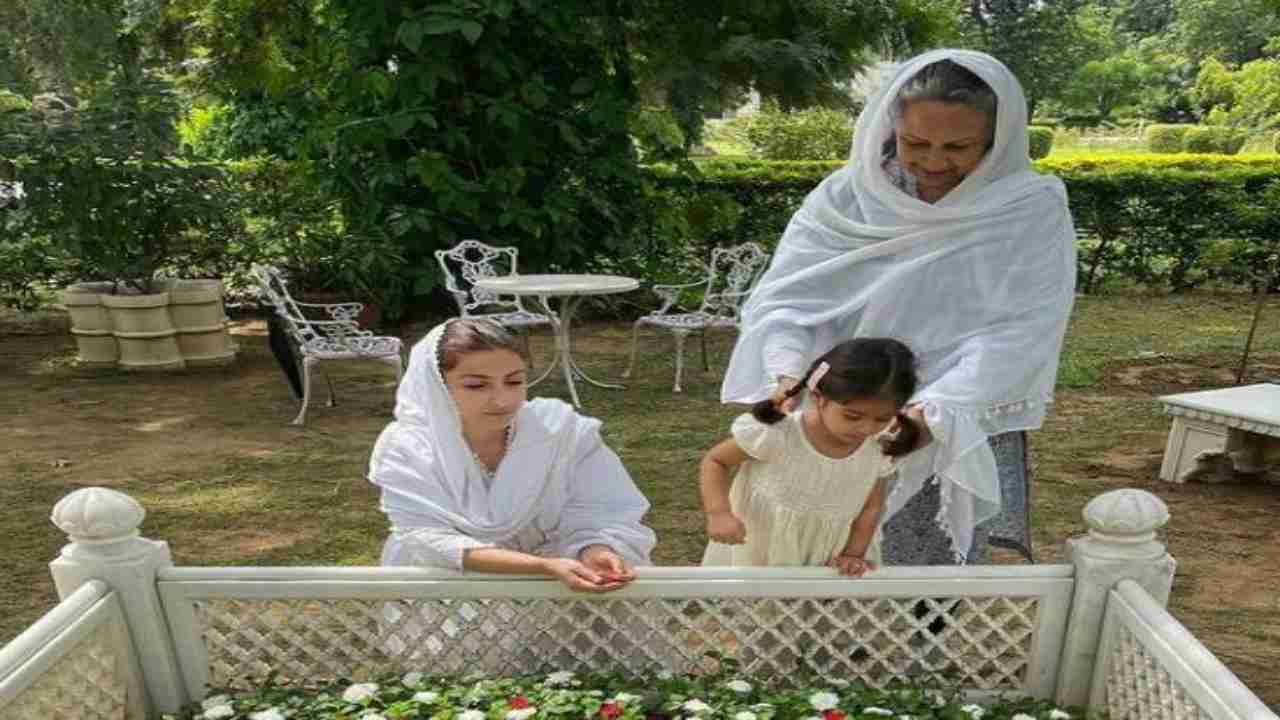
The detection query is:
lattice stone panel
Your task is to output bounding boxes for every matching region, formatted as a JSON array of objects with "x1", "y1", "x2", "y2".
[
  {"x1": 1105, "y1": 625, "x2": 1212, "y2": 720},
  {"x1": 5, "y1": 622, "x2": 128, "y2": 720},
  {"x1": 194, "y1": 594, "x2": 1040, "y2": 689}
]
